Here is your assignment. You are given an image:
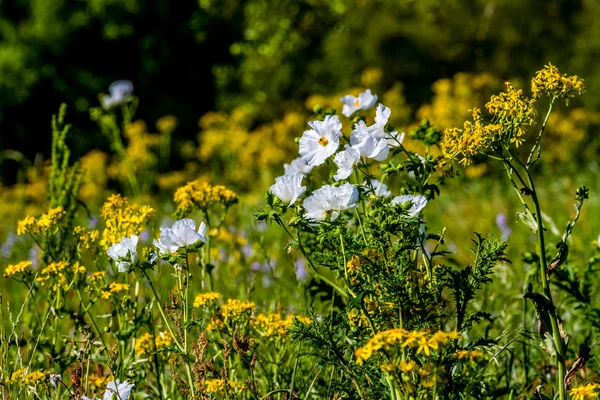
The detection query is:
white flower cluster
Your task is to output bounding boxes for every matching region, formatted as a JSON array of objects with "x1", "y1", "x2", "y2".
[
  {"x1": 268, "y1": 89, "x2": 428, "y2": 223},
  {"x1": 107, "y1": 218, "x2": 208, "y2": 271}
]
